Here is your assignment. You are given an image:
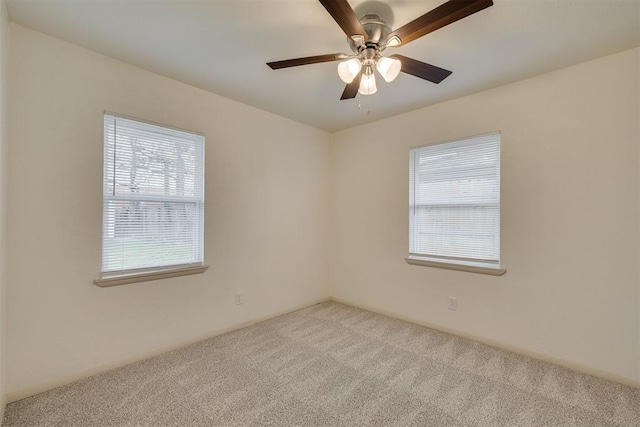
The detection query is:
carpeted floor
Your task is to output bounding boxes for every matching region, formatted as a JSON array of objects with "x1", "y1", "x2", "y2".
[{"x1": 3, "y1": 301, "x2": 639, "y2": 426}]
